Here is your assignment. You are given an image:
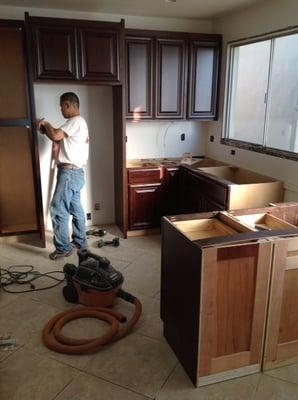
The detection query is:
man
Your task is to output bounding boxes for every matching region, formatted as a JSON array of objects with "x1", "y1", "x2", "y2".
[{"x1": 37, "y1": 92, "x2": 89, "y2": 260}]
